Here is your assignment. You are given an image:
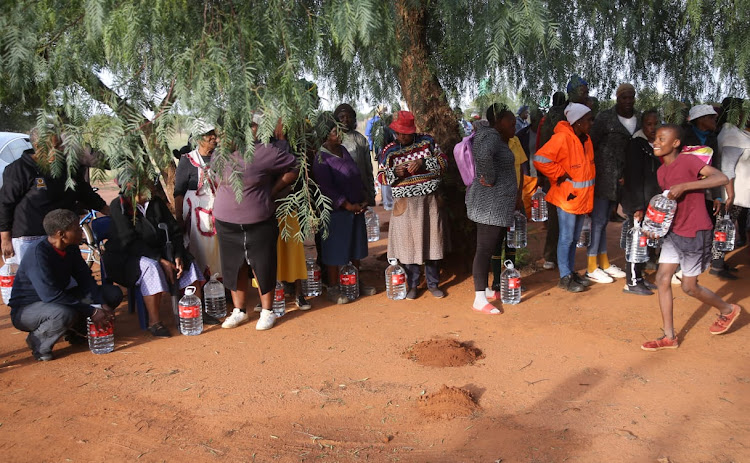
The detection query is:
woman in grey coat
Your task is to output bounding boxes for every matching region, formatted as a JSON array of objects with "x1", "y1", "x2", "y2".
[{"x1": 466, "y1": 103, "x2": 519, "y2": 314}]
